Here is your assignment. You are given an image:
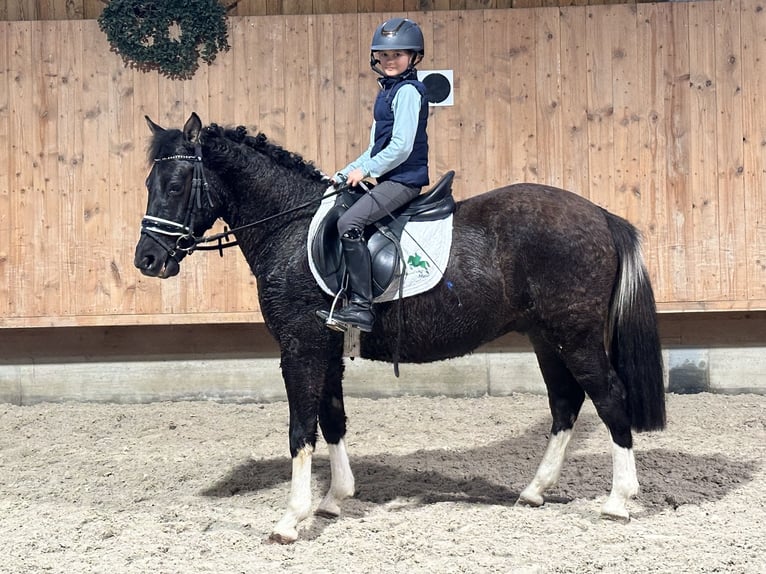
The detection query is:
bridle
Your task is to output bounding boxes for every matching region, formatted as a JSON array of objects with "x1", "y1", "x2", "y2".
[
  {"x1": 140, "y1": 143, "x2": 344, "y2": 259},
  {"x1": 139, "y1": 143, "x2": 219, "y2": 260}
]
